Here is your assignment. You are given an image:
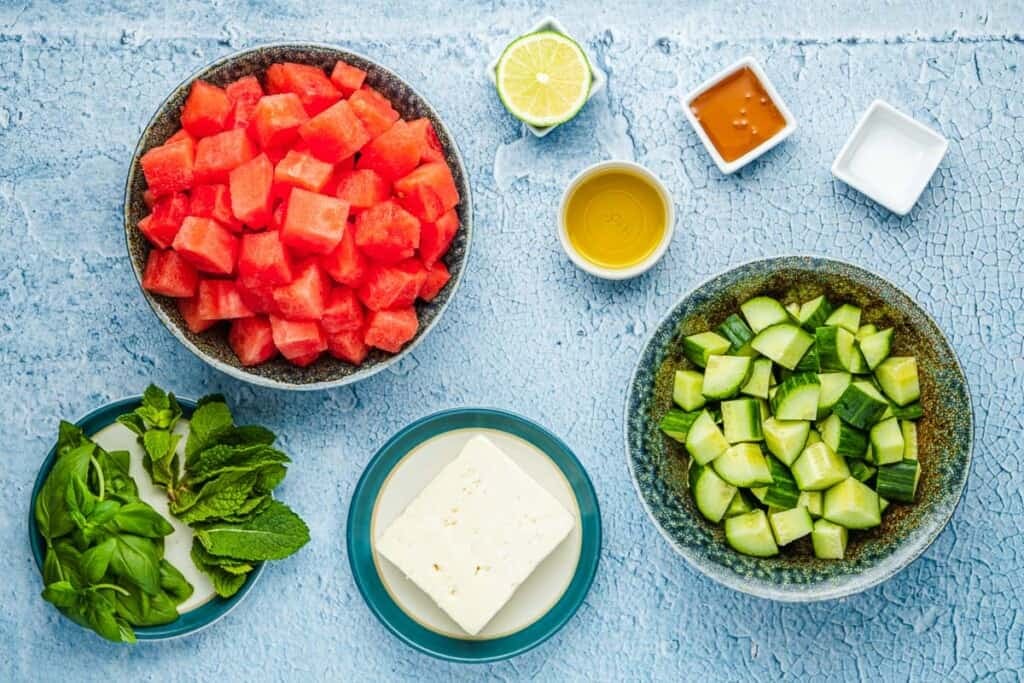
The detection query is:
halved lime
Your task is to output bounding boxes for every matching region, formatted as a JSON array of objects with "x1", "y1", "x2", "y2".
[{"x1": 495, "y1": 31, "x2": 593, "y2": 128}]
